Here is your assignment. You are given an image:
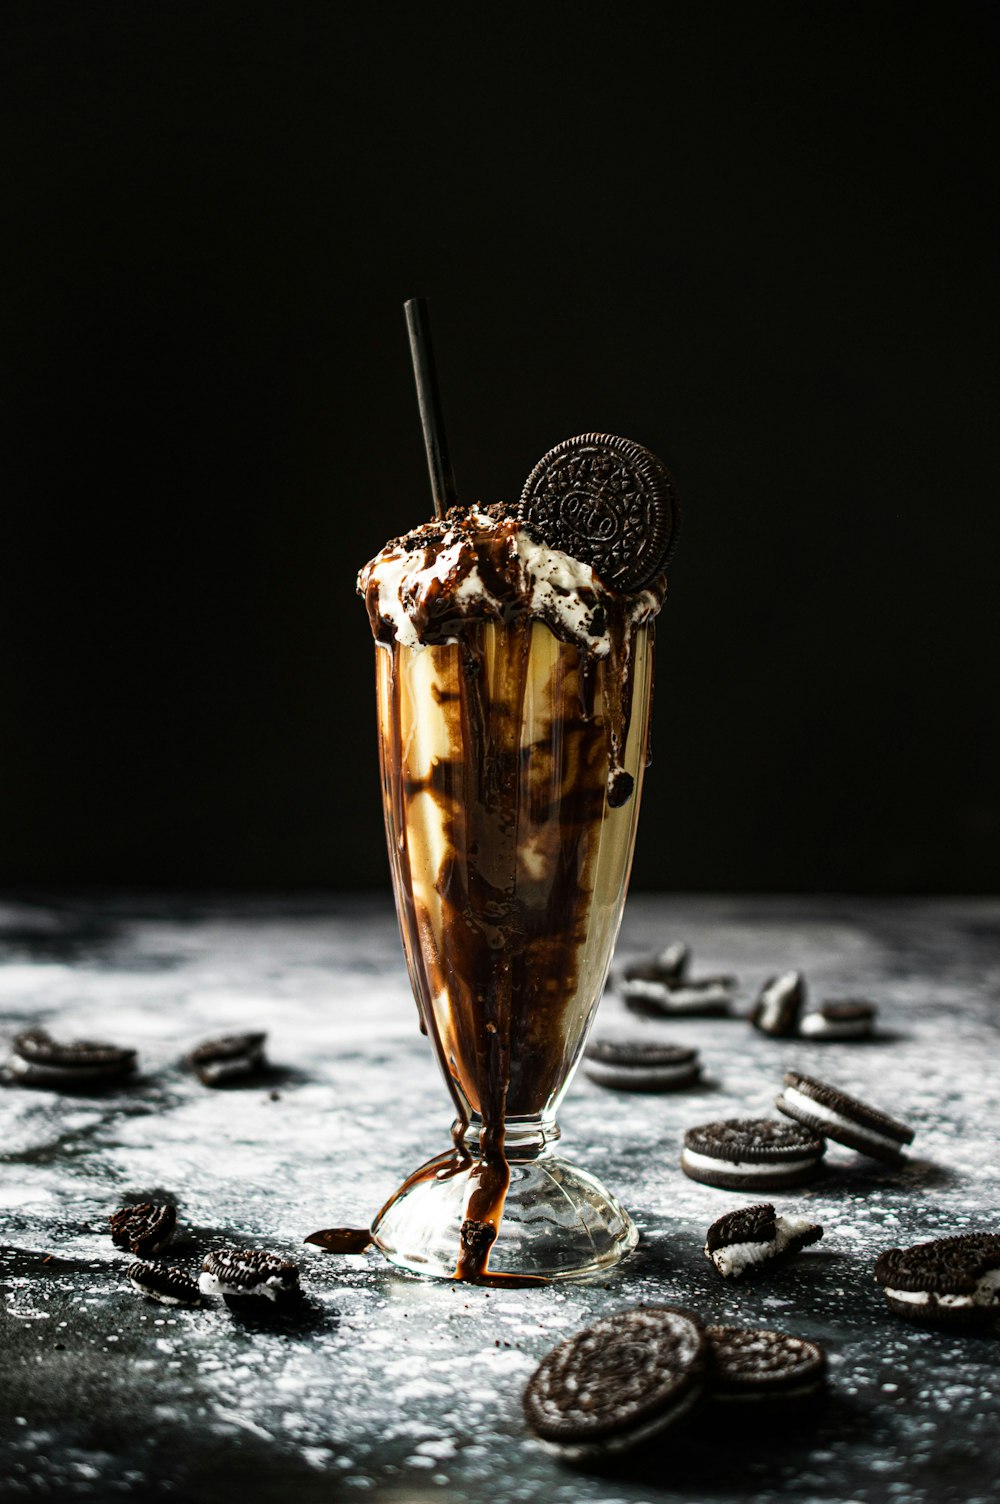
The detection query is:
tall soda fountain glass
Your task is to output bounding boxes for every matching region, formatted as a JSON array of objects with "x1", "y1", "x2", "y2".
[{"x1": 358, "y1": 428, "x2": 678, "y2": 1282}]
